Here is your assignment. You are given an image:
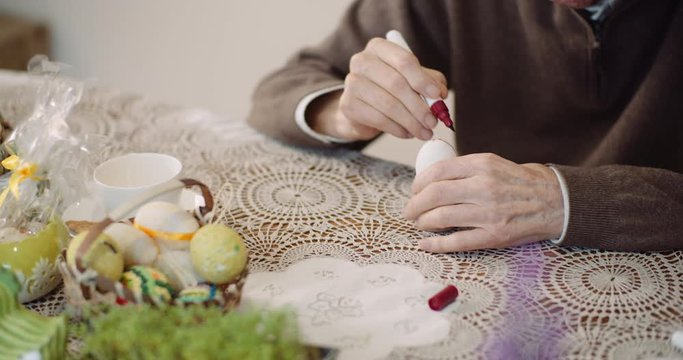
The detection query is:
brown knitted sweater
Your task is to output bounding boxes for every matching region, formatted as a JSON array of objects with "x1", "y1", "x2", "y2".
[{"x1": 247, "y1": 0, "x2": 683, "y2": 252}]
